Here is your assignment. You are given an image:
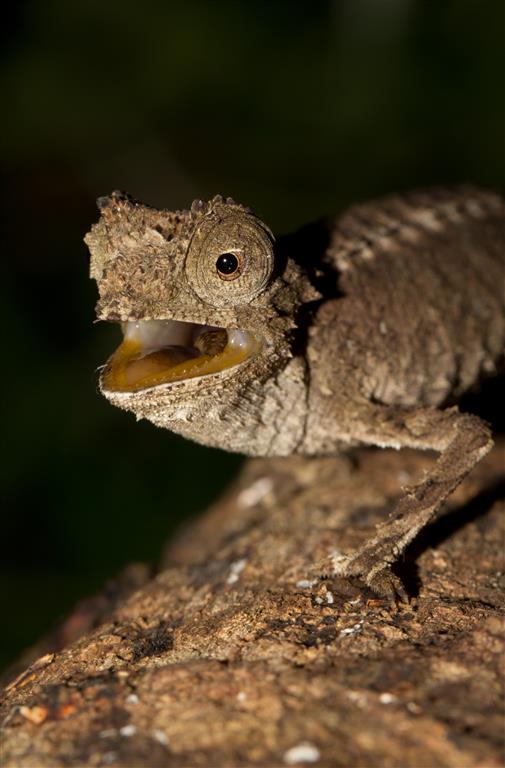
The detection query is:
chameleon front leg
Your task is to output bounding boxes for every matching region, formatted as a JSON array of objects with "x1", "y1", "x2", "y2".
[{"x1": 331, "y1": 404, "x2": 493, "y2": 598}]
